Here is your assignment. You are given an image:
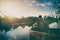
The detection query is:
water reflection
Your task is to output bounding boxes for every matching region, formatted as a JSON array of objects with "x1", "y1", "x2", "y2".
[
  {"x1": 0, "y1": 32, "x2": 8, "y2": 40},
  {"x1": 7, "y1": 25, "x2": 32, "y2": 40}
]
